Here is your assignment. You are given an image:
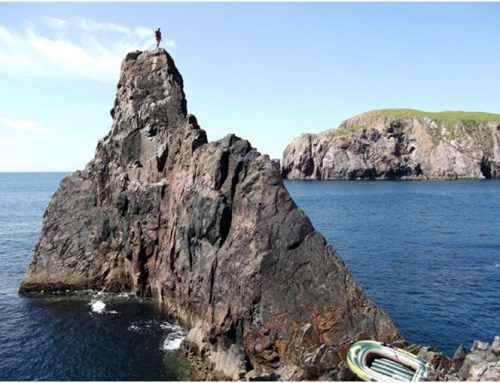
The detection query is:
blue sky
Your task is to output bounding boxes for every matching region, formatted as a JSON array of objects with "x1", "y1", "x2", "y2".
[{"x1": 1, "y1": 2, "x2": 499, "y2": 171}]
